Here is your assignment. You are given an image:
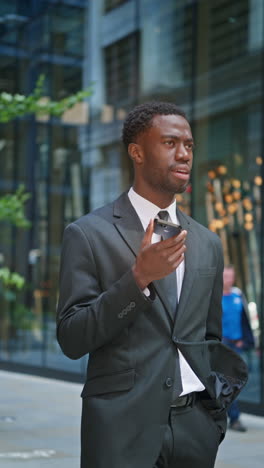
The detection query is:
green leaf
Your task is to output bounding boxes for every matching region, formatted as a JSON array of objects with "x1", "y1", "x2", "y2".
[
  {"x1": 0, "y1": 185, "x2": 31, "y2": 227},
  {"x1": 0, "y1": 266, "x2": 25, "y2": 290},
  {"x1": 0, "y1": 74, "x2": 92, "y2": 123}
]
